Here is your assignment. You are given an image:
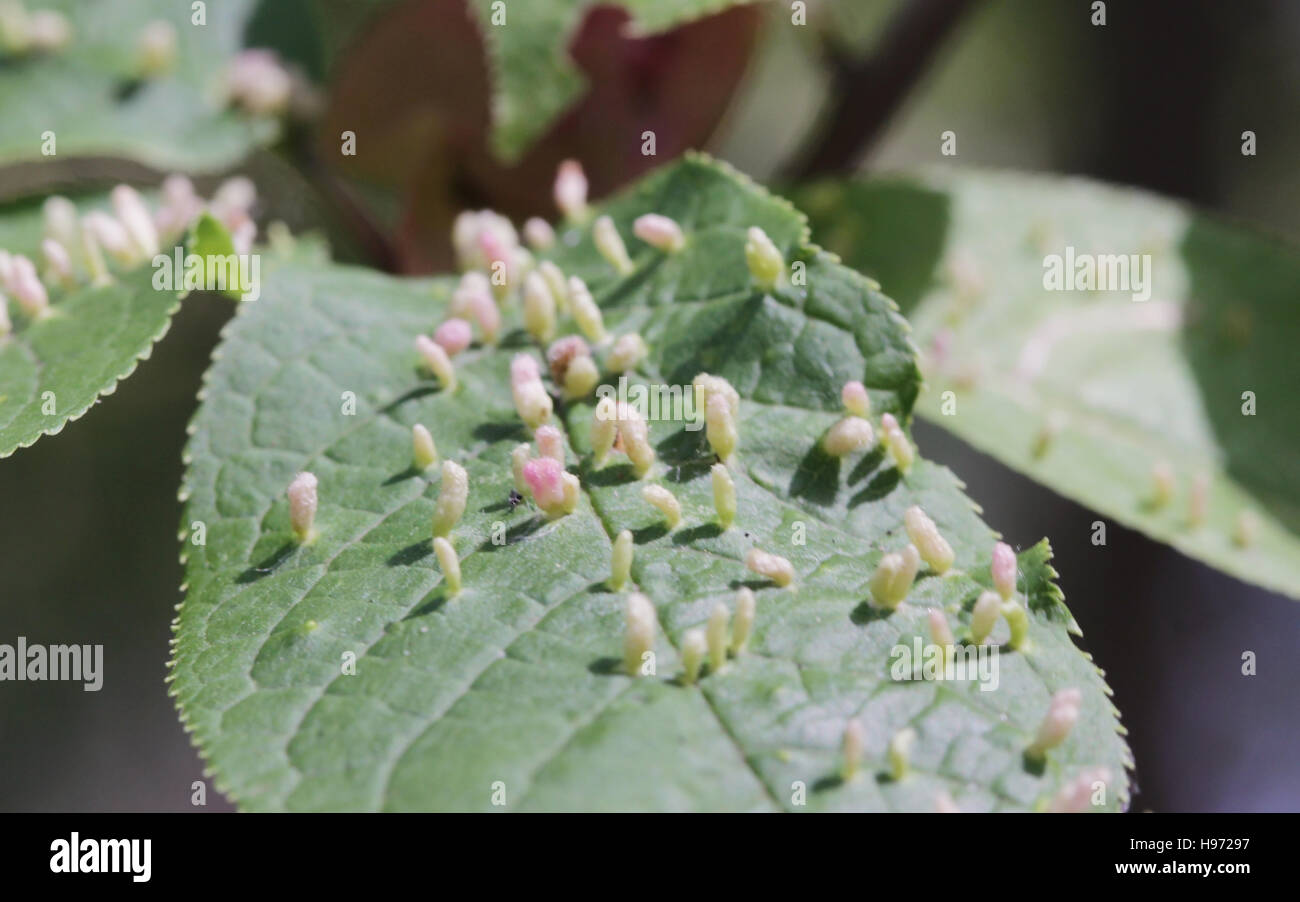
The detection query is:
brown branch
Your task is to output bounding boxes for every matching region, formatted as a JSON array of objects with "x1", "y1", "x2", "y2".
[
  {"x1": 785, "y1": 0, "x2": 982, "y2": 180},
  {"x1": 283, "y1": 121, "x2": 402, "y2": 273}
]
